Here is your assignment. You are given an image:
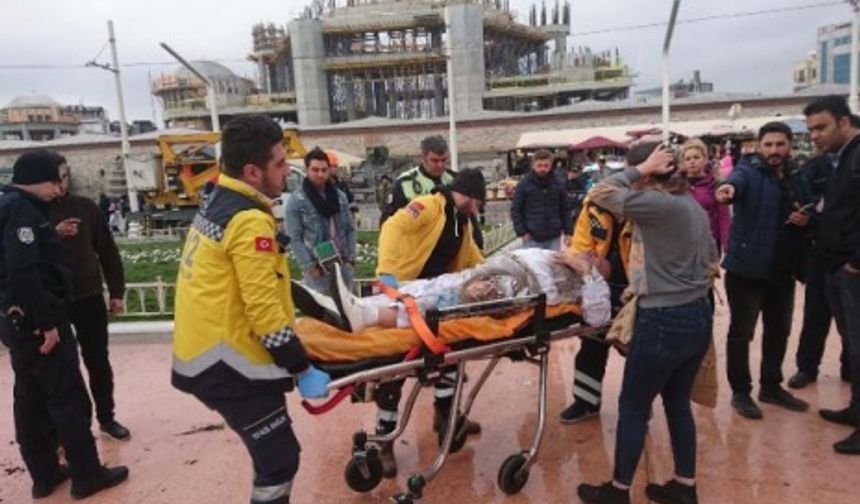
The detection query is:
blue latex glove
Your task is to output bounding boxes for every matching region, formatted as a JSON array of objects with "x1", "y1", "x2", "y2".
[
  {"x1": 297, "y1": 366, "x2": 331, "y2": 399},
  {"x1": 378, "y1": 274, "x2": 399, "y2": 289}
]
